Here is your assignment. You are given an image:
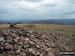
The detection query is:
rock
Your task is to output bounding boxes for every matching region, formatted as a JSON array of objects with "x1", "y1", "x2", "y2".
[
  {"x1": 36, "y1": 45, "x2": 40, "y2": 49},
  {"x1": 16, "y1": 49, "x2": 21, "y2": 54},
  {"x1": 4, "y1": 44, "x2": 12, "y2": 50},
  {"x1": 30, "y1": 35, "x2": 34, "y2": 37},
  {"x1": 0, "y1": 54, "x2": 4, "y2": 56},
  {"x1": 40, "y1": 53, "x2": 44, "y2": 56},
  {"x1": 20, "y1": 52, "x2": 26, "y2": 56},
  {"x1": 13, "y1": 45, "x2": 18, "y2": 49},
  {"x1": 25, "y1": 38, "x2": 29, "y2": 41},
  {"x1": 29, "y1": 48, "x2": 34, "y2": 52},
  {"x1": 24, "y1": 44, "x2": 29, "y2": 48},
  {"x1": 48, "y1": 51, "x2": 55, "y2": 56},
  {"x1": 28, "y1": 48, "x2": 36, "y2": 55},
  {"x1": 0, "y1": 37, "x2": 4, "y2": 41},
  {"x1": 30, "y1": 41, "x2": 35, "y2": 45}
]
